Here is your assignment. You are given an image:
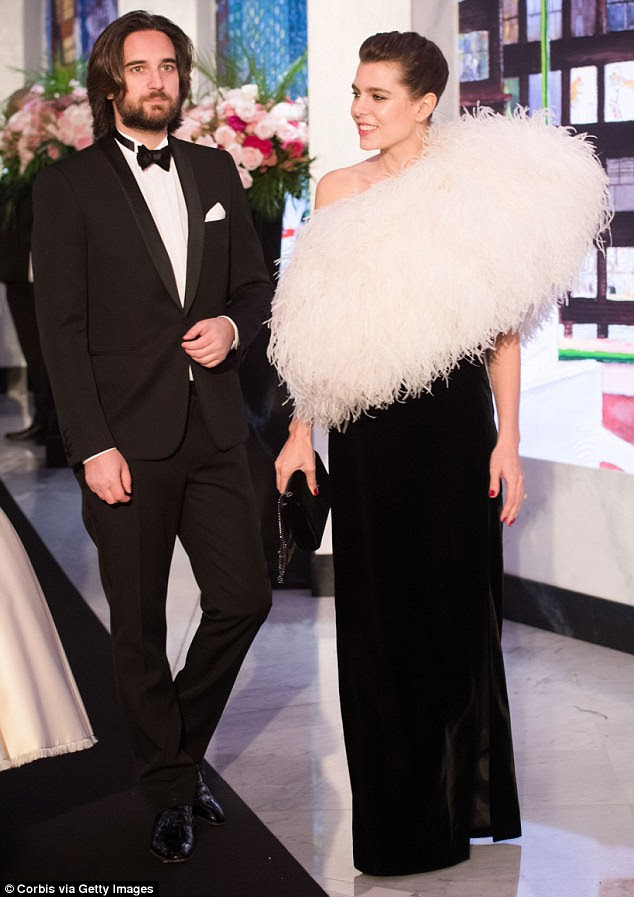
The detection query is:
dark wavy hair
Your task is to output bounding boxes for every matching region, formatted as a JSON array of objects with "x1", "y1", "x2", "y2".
[
  {"x1": 359, "y1": 31, "x2": 449, "y2": 110},
  {"x1": 86, "y1": 10, "x2": 193, "y2": 140}
]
